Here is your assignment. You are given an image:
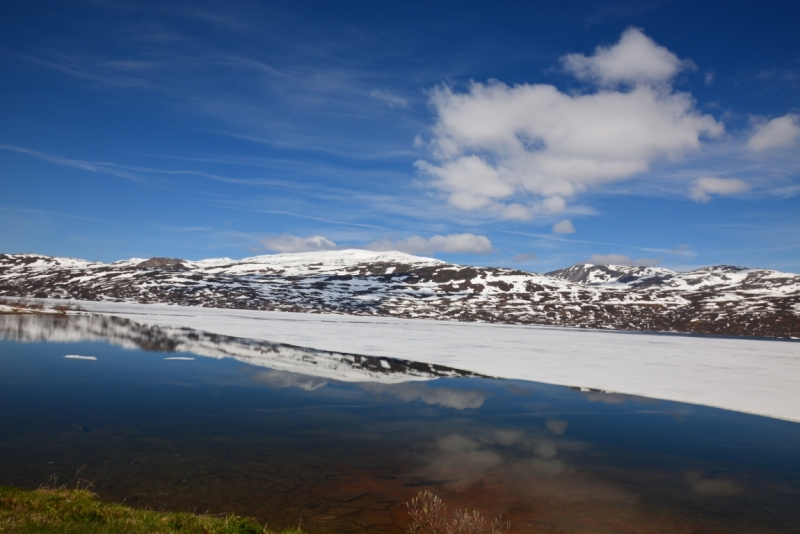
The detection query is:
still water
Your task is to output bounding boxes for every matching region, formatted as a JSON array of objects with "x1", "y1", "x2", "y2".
[{"x1": 0, "y1": 314, "x2": 799, "y2": 533}]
